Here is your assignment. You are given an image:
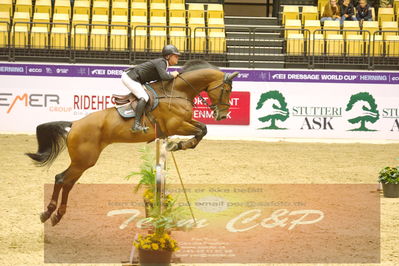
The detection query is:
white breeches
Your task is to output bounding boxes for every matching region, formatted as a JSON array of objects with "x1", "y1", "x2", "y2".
[{"x1": 121, "y1": 72, "x2": 149, "y2": 101}]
